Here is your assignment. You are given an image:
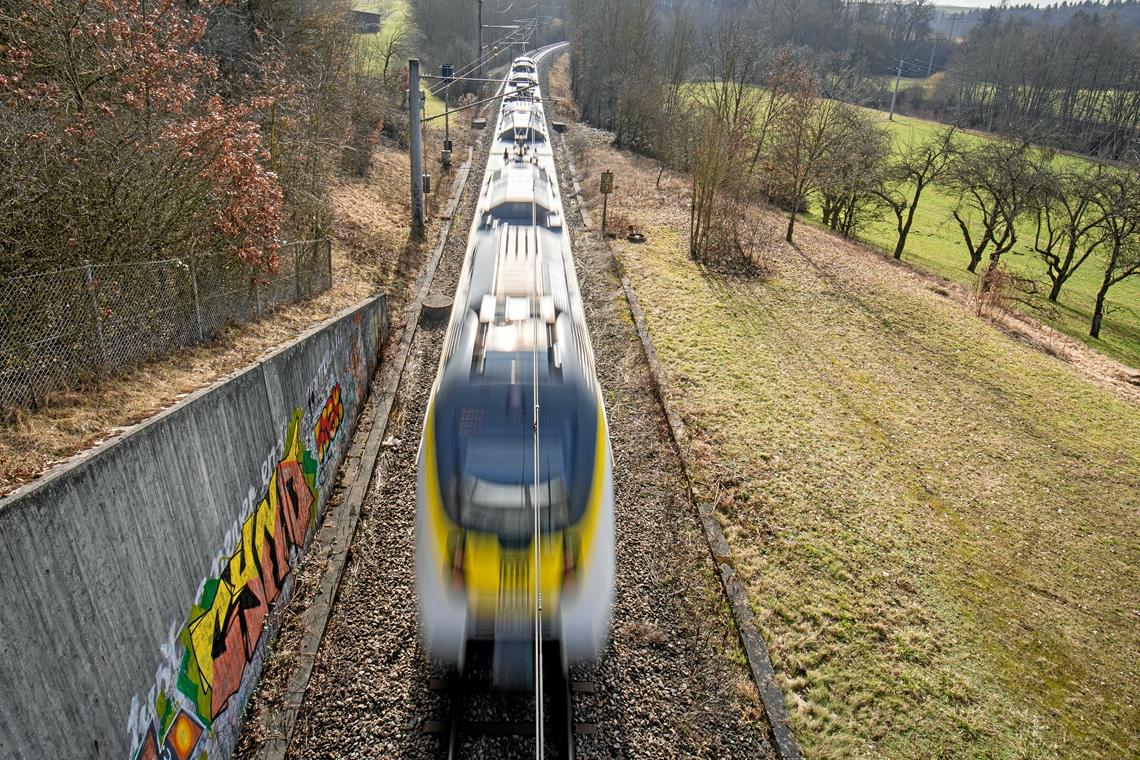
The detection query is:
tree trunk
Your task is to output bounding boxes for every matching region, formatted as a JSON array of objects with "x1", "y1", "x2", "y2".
[
  {"x1": 786, "y1": 208, "x2": 797, "y2": 243},
  {"x1": 987, "y1": 250, "x2": 1002, "y2": 274},
  {"x1": 1048, "y1": 277, "x2": 1064, "y2": 302},
  {"x1": 1091, "y1": 268, "x2": 1113, "y2": 338},
  {"x1": 1091, "y1": 288, "x2": 1107, "y2": 338},
  {"x1": 966, "y1": 253, "x2": 981, "y2": 273},
  {"x1": 896, "y1": 185, "x2": 924, "y2": 260}
]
